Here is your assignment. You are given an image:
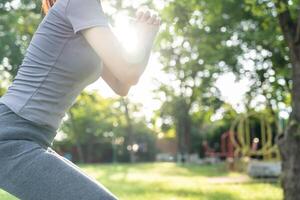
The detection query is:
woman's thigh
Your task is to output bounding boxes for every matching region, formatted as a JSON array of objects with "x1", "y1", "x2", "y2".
[{"x1": 0, "y1": 140, "x2": 118, "y2": 200}]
